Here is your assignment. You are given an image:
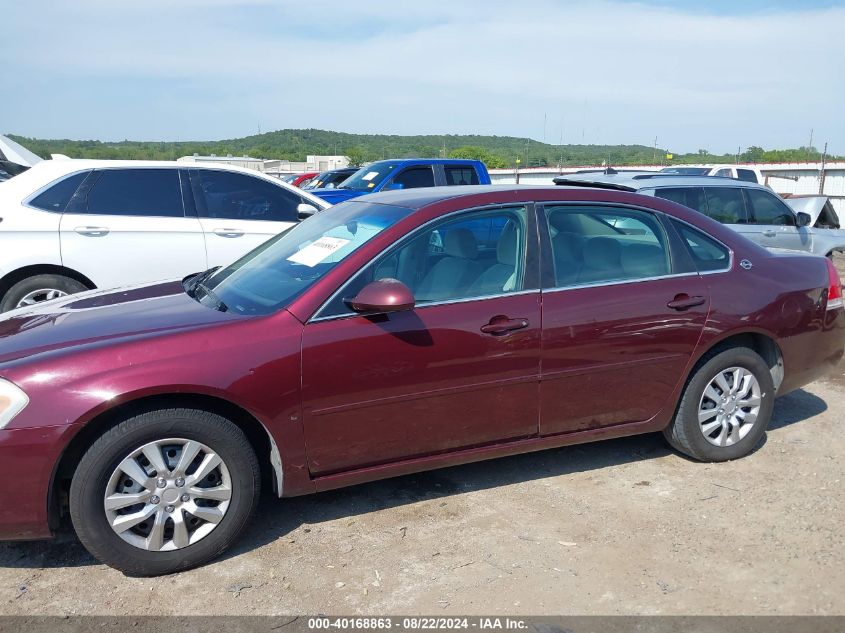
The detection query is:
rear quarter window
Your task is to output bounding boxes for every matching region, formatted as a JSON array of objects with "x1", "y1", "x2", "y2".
[
  {"x1": 672, "y1": 220, "x2": 731, "y2": 273},
  {"x1": 28, "y1": 171, "x2": 89, "y2": 212},
  {"x1": 444, "y1": 166, "x2": 480, "y2": 186}
]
